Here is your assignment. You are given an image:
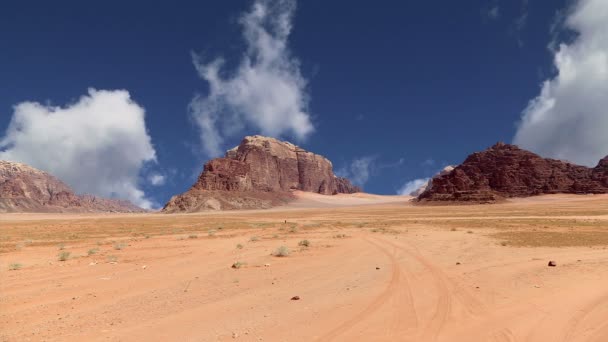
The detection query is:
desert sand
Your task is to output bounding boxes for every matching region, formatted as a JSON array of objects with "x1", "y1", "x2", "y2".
[{"x1": 2, "y1": 194, "x2": 608, "y2": 341}]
